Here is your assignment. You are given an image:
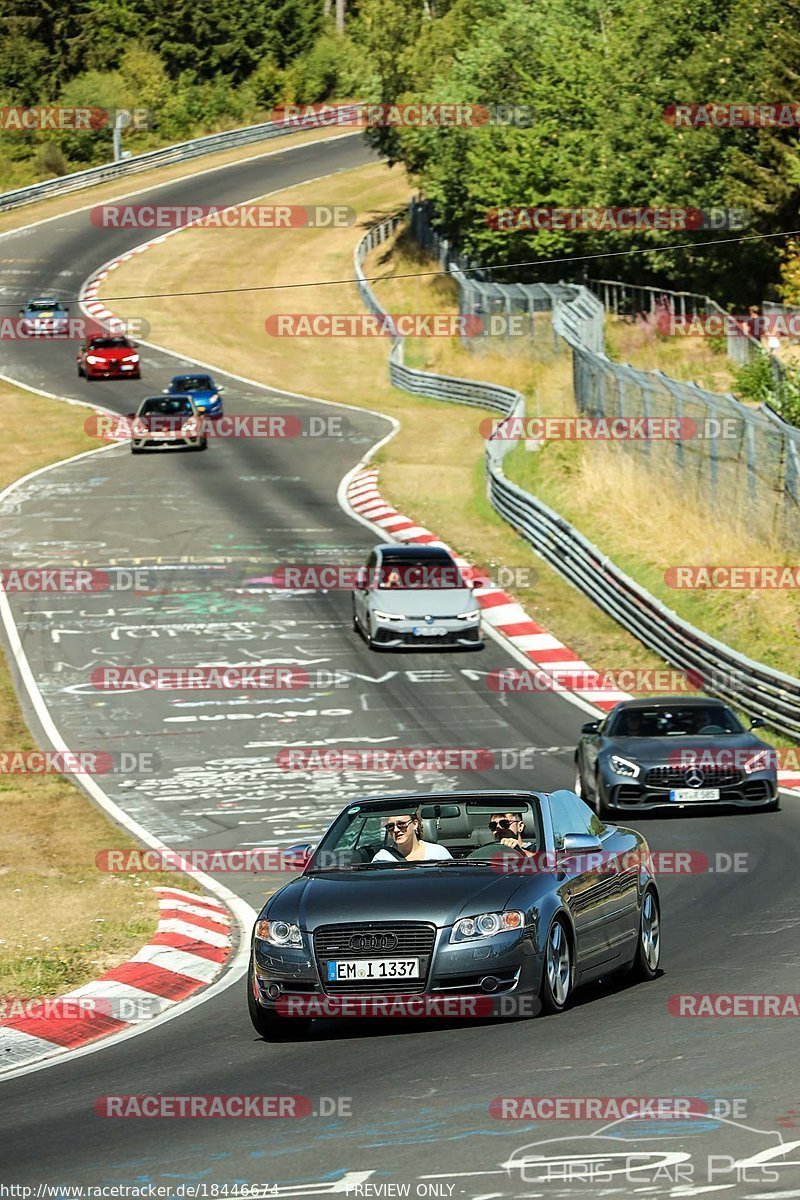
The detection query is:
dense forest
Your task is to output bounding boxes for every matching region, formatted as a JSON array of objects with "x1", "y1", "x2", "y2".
[{"x1": 2, "y1": 0, "x2": 799, "y2": 305}]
